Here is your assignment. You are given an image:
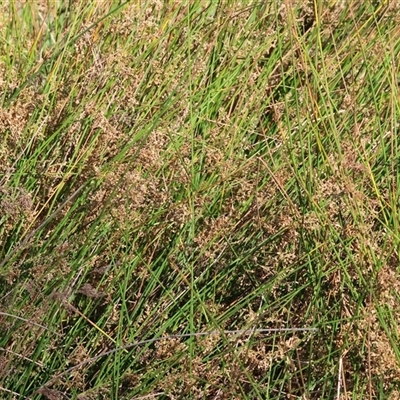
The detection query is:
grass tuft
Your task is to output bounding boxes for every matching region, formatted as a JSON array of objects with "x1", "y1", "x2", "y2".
[{"x1": 1, "y1": 1, "x2": 400, "y2": 399}]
